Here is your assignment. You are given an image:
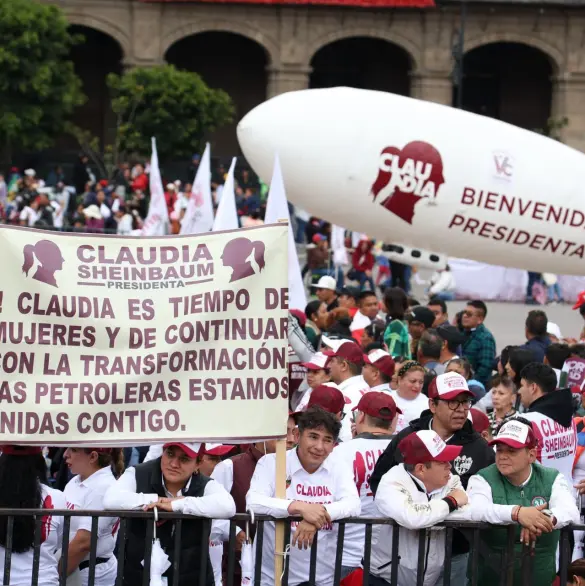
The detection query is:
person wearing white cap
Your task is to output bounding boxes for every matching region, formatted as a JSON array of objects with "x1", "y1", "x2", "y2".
[
  {"x1": 547, "y1": 321, "x2": 563, "y2": 343},
  {"x1": 247, "y1": 407, "x2": 360, "y2": 586},
  {"x1": 371, "y1": 372, "x2": 496, "y2": 584},
  {"x1": 103, "y1": 441, "x2": 235, "y2": 586},
  {"x1": 369, "y1": 429, "x2": 468, "y2": 586},
  {"x1": 334, "y1": 392, "x2": 402, "y2": 578},
  {"x1": 323, "y1": 339, "x2": 371, "y2": 442},
  {"x1": 466, "y1": 417, "x2": 579, "y2": 586},
  {"x1": 295, "y1": 352, "x2": 331, "y2": 411},
  {"x1": 362, "y1": 349, "x2": 395, "y2": 393},
  {"x1": 311, "y1": 275, "x2": 340, "y2": 311}
]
